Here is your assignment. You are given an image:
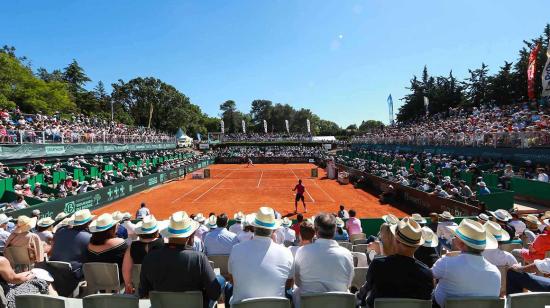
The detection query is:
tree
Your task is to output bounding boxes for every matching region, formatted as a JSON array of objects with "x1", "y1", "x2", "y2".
[
  {"x1": 358, "y1": 120, "x2": 384, "y2": 132},
  {"x1": 249, "y1": 99, "x2": 273, "y2": 132},
  {"x1": 62, "y1": 60, "x2": 91, "y2": 94},
  {"x1": 220, "y1": 100, "x2": 240, "y2": 133},
  {"x1": 464, "y1": 63, "x2": 490, "y2": 106}
]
